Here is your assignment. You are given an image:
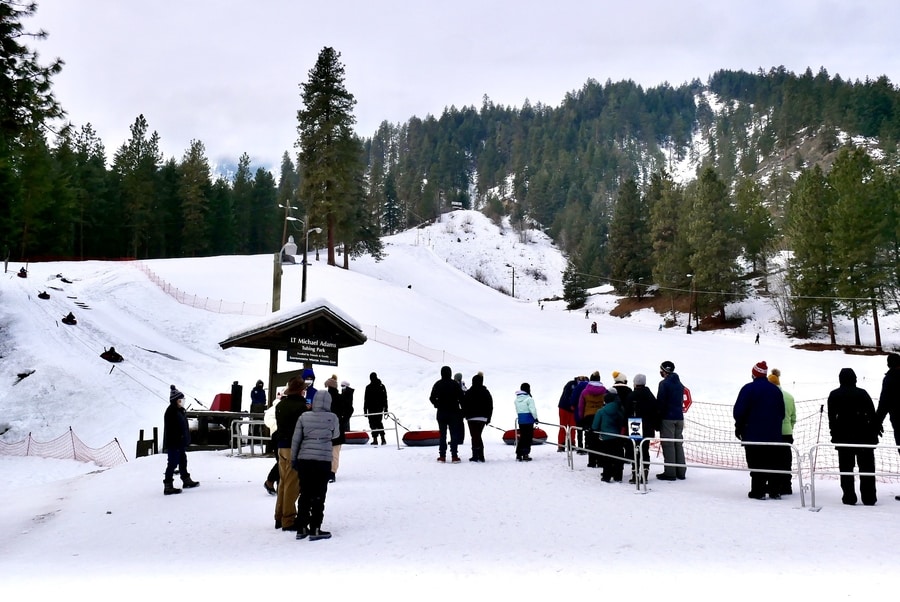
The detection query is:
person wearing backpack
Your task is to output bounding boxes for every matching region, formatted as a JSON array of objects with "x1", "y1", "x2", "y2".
[{"x1": 592, "y1": 389, "x2": 625, "y2": 482}]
